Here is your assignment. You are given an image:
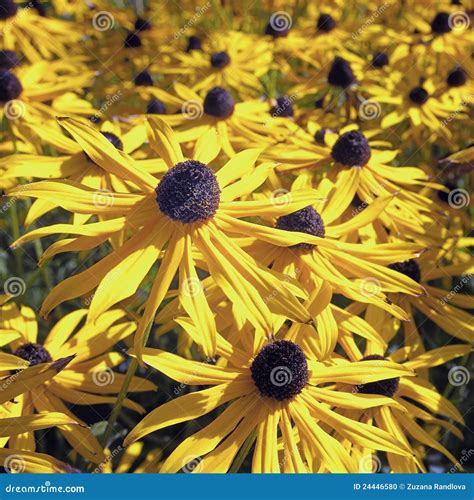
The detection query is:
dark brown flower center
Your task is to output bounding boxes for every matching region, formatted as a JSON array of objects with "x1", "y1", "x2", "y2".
[
  {"x1": 156, "y1": 160, "x2": 221, "y2": 223},
  {"x1": 251, "y1": 340, "x2": 308, "y2": 401}
]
